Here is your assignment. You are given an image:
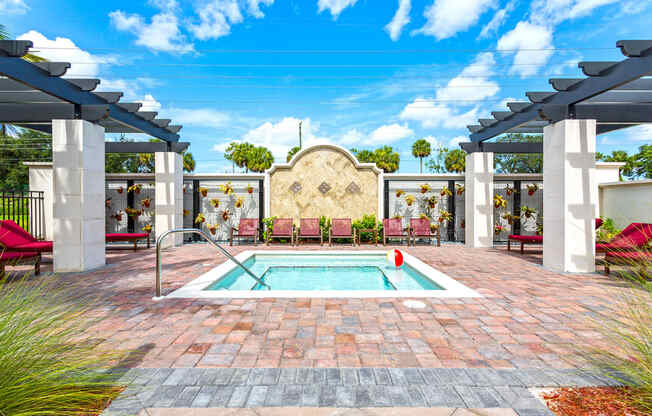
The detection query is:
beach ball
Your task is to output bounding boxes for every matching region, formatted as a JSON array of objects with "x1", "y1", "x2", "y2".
[{"x1": 386, "y1": 249, "x2": 404, "y2": 268}]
